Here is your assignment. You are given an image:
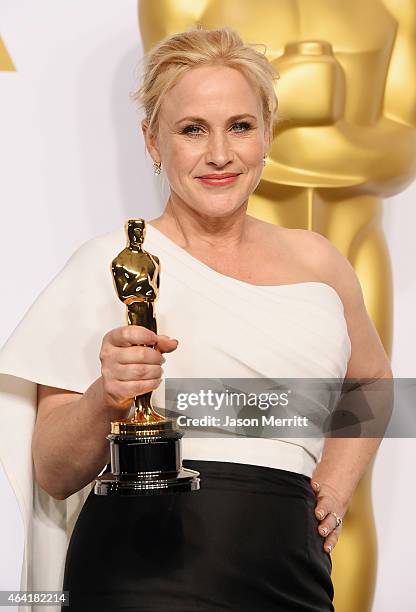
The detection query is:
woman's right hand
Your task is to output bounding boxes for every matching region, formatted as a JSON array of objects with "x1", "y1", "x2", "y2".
[{"x1": 97, "y1": 325, "x2": 179, "y2": 411}]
